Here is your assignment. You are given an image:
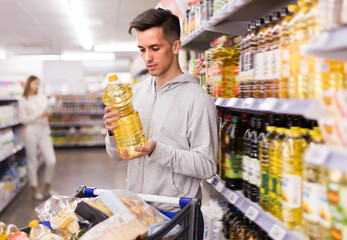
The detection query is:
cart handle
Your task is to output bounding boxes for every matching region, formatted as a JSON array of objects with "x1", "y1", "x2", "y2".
[{"x1": 82, "y1": 187, "x2": 192, "y2": 209}]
